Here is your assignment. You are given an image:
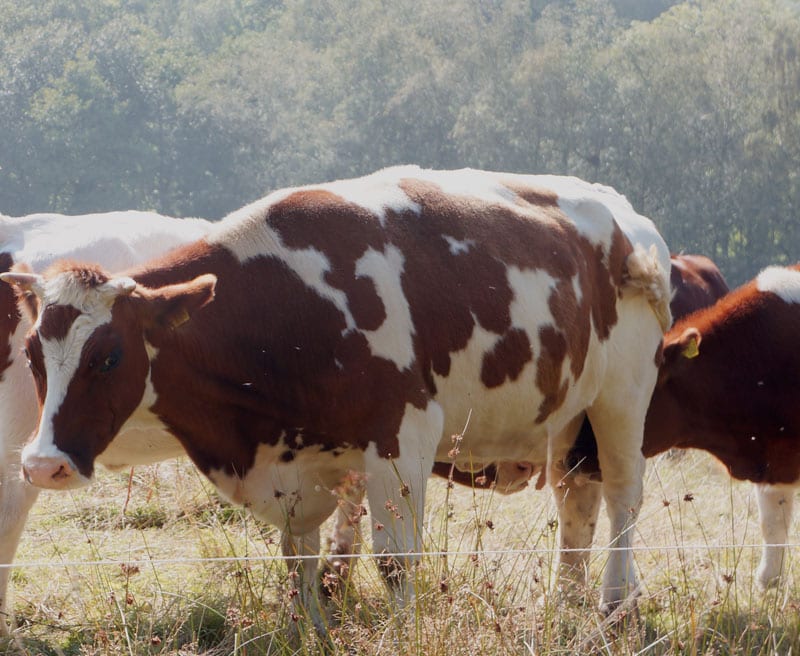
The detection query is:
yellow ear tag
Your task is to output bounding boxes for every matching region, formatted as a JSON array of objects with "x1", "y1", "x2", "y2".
[{"x1": 681, "y1": 336, "x2": 700, "y2": 359}]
